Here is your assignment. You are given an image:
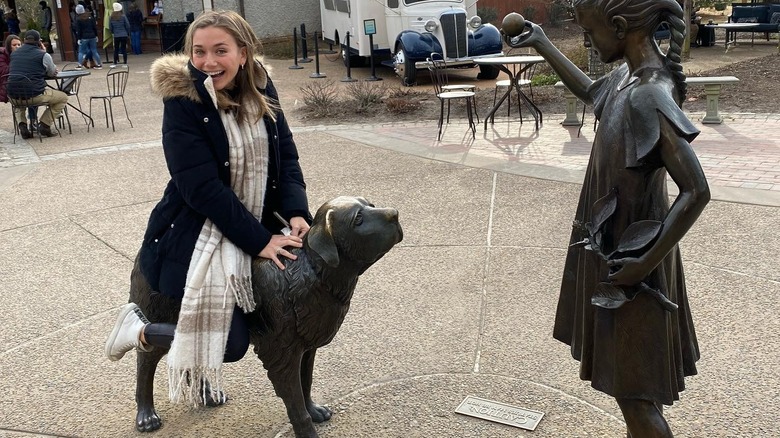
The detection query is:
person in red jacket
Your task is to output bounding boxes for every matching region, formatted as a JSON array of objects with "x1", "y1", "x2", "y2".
[
  {"x1": 2, "y1": 33, "x2": 42, "y2": 137},
  {"x1": 0, "y1": 34, "x2": 22, "y2": 103}
]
